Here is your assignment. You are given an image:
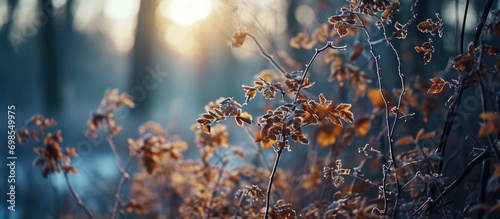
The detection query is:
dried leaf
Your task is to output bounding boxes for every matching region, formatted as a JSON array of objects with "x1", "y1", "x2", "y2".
[
  {"x1": 414, "y1": 39, "x2": 435, "y2": 64},
  {"x1": 479, "y1": 113, "x2": 500, "y2": 137},
  {"x1": 354, "y1": 117, "x2": 371, "y2": 137},
  {"x1": 349, "y1": 41, "x2": 363, "y2": 63},
  {"x1": 368, "y1": 88, "x2": 394, "y2": 109},
  {"x1": 65, "y1": 147, "x2": 78, "y2": 157},
  {"x1": 230, "y1": 32, "x2": 247, "y2": 47},
  {"x1": 419, "y1": 131, "x2": 435, "y2": 141},
  {"x1": 316, "y1": 125, "x2": 342, "y2": 147},
  {"x1": 395, "y1": 135, "x2": 414, "y2": 146},
  {"x1": 203, "y1": 125, "x2": 211, "y2": 134},
  {"x1": 427, "y1": 77, "x2": 446, "y2": 94}
]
